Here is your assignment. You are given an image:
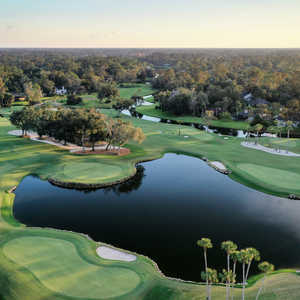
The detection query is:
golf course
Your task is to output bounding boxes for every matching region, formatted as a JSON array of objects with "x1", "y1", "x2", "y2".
[{"x1": 1, "y1": 87, "x2": 300, "y2": 299}]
